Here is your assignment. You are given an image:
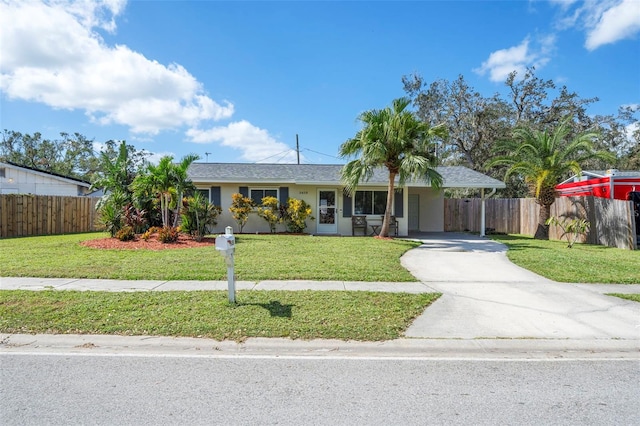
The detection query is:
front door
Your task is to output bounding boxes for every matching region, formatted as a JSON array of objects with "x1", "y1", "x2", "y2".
[{"x1": 317, "y1": 189, "x2": 337, "y2": 234}]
